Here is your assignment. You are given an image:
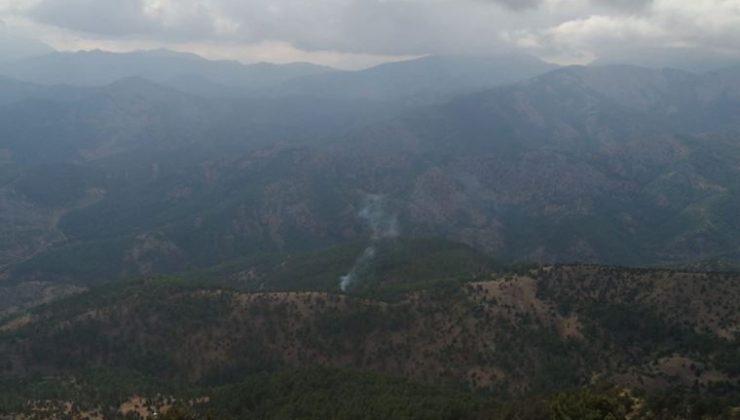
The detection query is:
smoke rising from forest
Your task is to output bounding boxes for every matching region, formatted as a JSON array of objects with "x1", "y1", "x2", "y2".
[{"x1": 339, "y1": 194, "x2": 398, "y2": 291}]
